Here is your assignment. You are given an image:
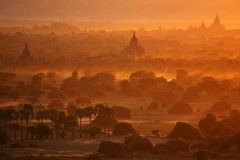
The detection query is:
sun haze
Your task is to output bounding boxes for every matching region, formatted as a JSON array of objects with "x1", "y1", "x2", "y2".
[{"x1": 1, "y1": 1, "x2": 240, "y2": 160}]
